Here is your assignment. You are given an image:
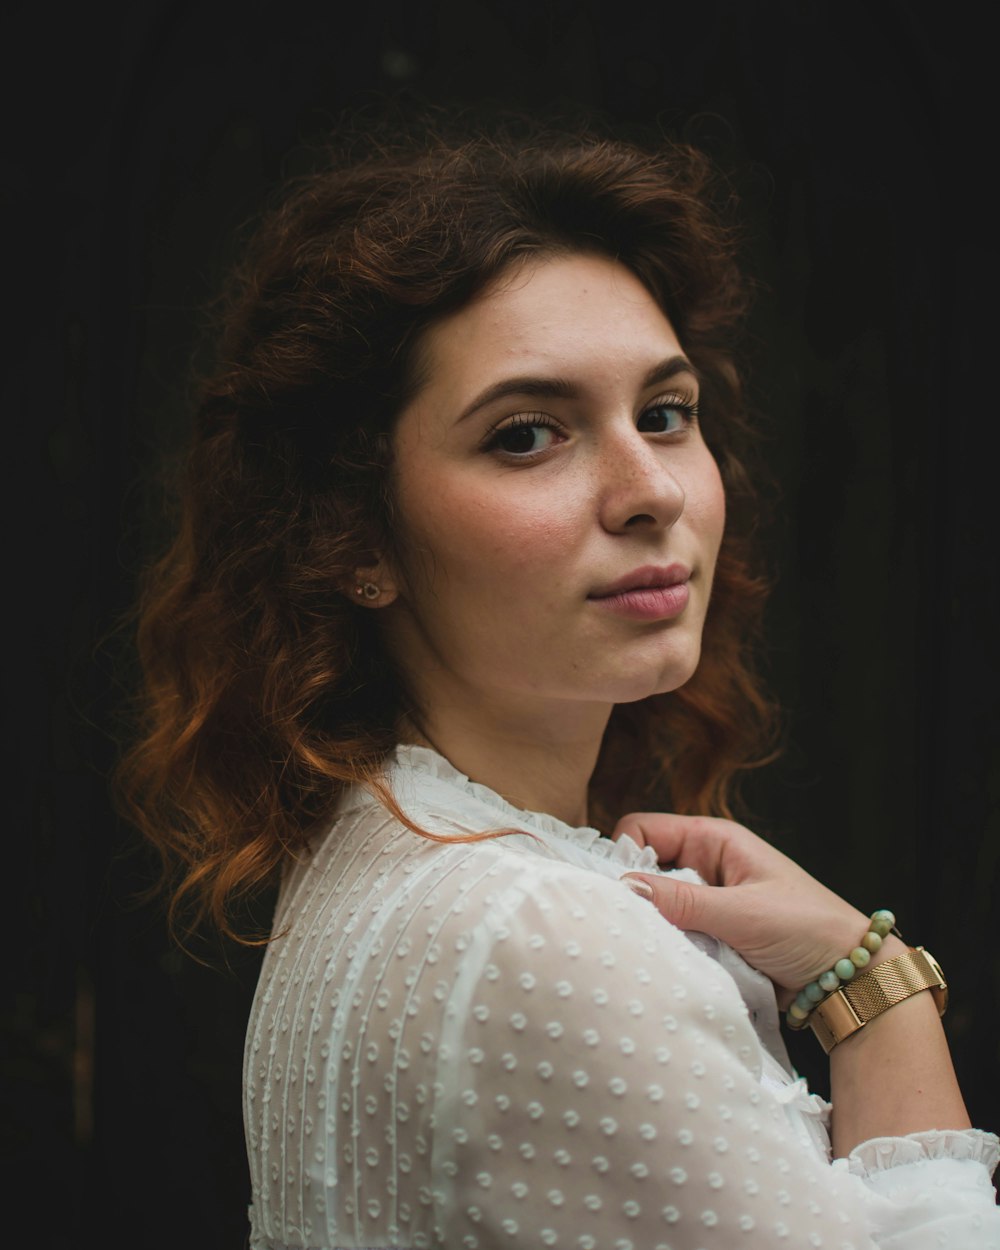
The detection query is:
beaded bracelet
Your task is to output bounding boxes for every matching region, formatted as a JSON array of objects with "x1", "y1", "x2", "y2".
[{"x1": 786, "y1": 910, "x2": 898, "y2": 1029}]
